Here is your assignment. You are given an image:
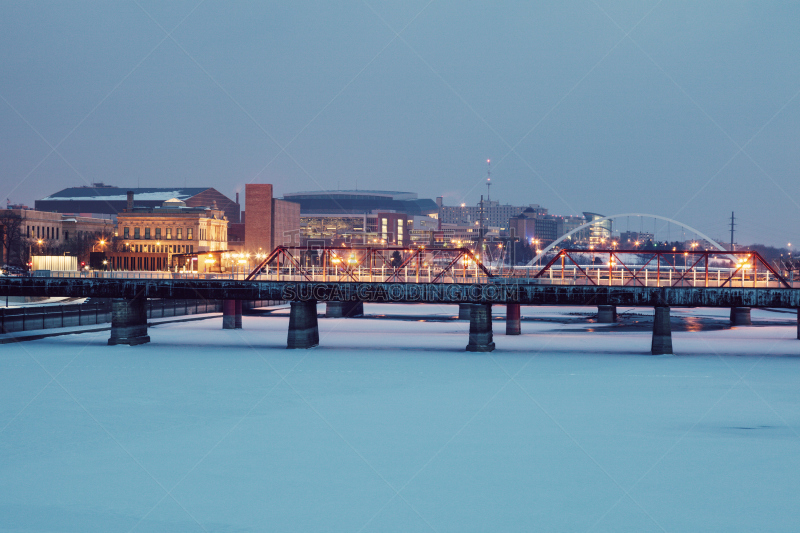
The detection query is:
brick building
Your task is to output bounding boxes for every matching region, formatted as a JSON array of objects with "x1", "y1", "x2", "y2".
[{"x1": 243, "y1": 184, "x2": 301, "y2": 254}]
